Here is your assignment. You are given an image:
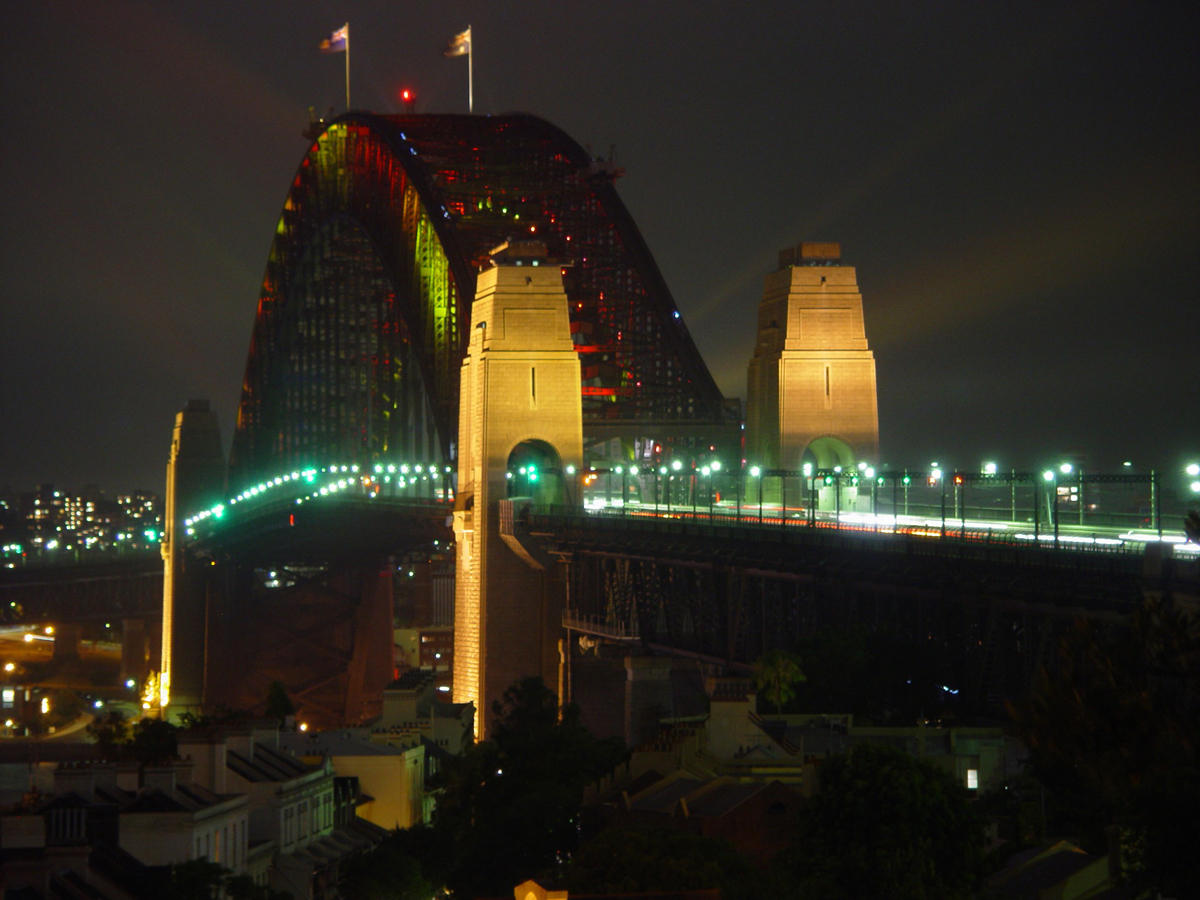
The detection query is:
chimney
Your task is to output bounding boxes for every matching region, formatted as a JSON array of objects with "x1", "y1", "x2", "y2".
[
  {"x1": 92, "y1": 762, "x2": 117, "y2": 792},
  {"x1": 142, "y1": 766, "x2": 176, "y2": 794},
  {"x1": 178, "y1": 732, "x2": 227, "y2": 794},
  {"x1": 250, "y1": 719, "x2": 280, "y2": 750},
  {"x1": 225, "y1": 728, "x2": 253, "y2": 760},
  {"x1": 53, "y1": 763, "x2": 95, "y2": 798},
  {"x1": 115, "y1": 762, "x2": 139, "y2": 792}
]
